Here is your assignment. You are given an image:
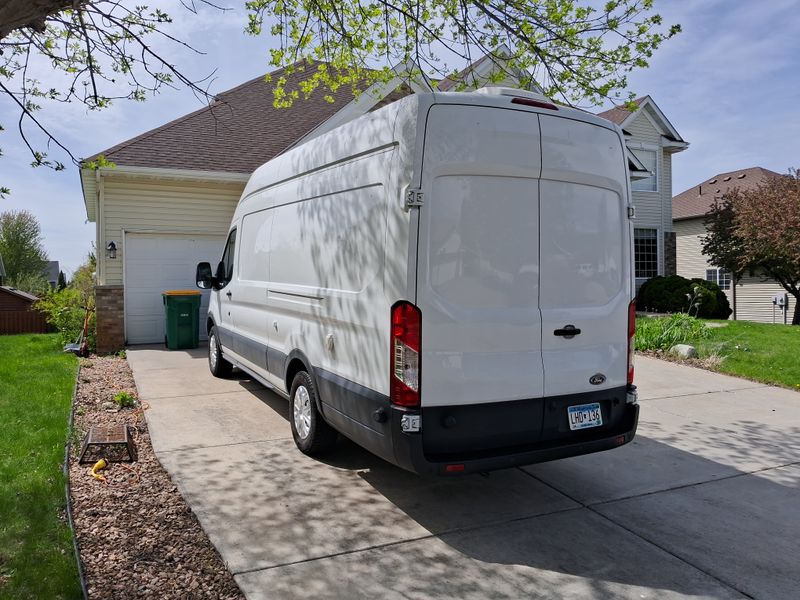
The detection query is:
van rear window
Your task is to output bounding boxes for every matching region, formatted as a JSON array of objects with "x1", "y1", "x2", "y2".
[{"x1": 427, "y1": 175, "x2": 539, "y2": 310}]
